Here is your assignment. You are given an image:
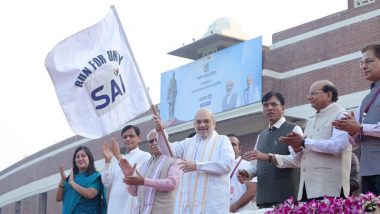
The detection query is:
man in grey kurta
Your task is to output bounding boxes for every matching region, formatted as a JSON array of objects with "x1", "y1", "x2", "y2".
[{"x1": 333, "y1": 44, "x2": 380, "y2": 195}]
